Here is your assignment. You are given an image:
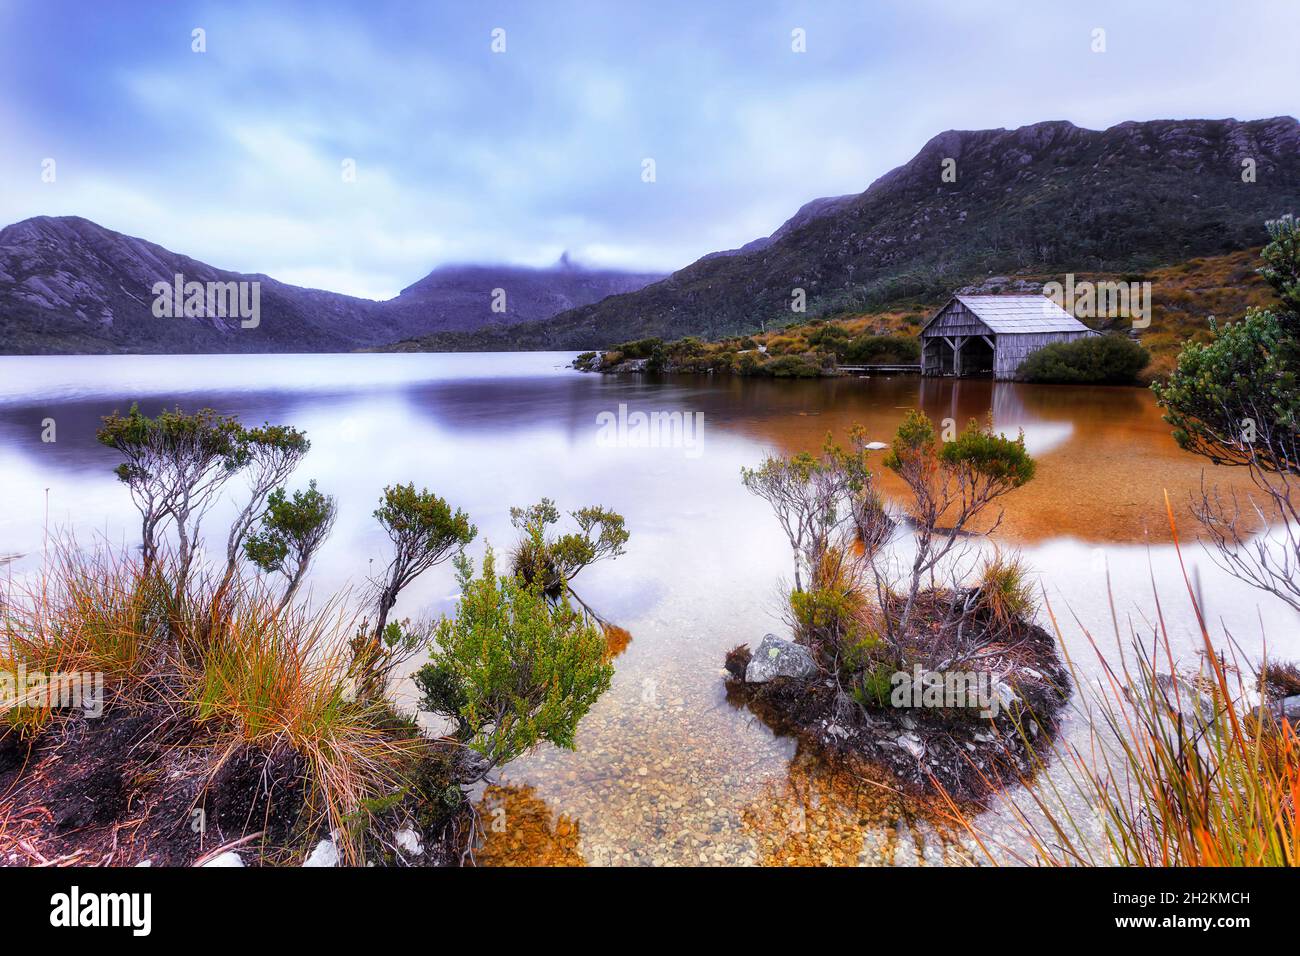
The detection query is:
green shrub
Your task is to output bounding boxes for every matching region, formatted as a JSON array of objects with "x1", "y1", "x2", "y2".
[
  {"x1": 852, "y1": 661, "x2": 895, "y2": 709},
  {"x1": 842, "y1": 334, "x2": 921, "y2": 365},
  {"x1": 805, "y1": 324, "x2": 852, "y2": 356},
  {"x1": 612, "y1": 338, "x2": 663, "y2": 360},
  {"x1": 413, "y1": 548, "x2": 613, "y2": 775},
  {"x1": 1018, "y1": 334, "x2": 1149, "y2": 384},
  {"x1": 763, "y1": 354, "x2": 823, "y2": 378}
]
